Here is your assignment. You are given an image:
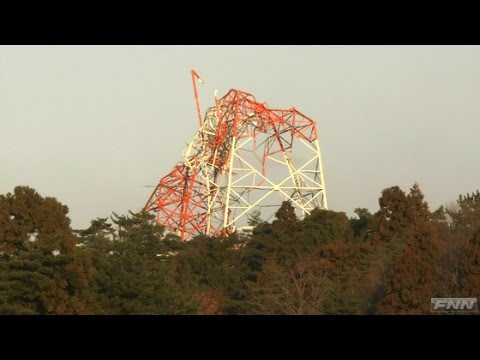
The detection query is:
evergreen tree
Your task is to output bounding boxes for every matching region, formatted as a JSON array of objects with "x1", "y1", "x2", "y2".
[
  {"x1": 371, "y1": 186, "x2": 412, "y2": 242},
  {"x1": 93, "y1": 211, "x2": 186, "y2": 314},
  {"x1": 459, "y1": 229, "x2": 480, "y2": 298},
  {"x1": 407, "y1": 183, "x2": 431, "y2": 223},
  {"x1": 243, "y1": 201, "x2": 302, "y2": 277},
  {"x1": 173, "y1": 234, "x2": 246, "y2": 314},
  {"x1": 301, "y1": 208, "x2": 354, "y2": 246},
  {"x1": 0, "y1": 186, "x2": 96, "y2": 314},
  {"x1": 377, "y1": 222, "x2": 441, "y2": 314},
  {"x1": 350, "y1": 208, "x2": 373, "y2": 241}
]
